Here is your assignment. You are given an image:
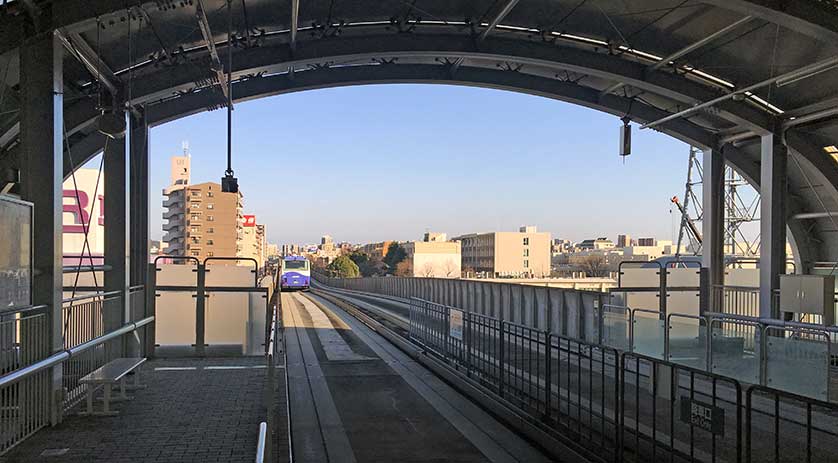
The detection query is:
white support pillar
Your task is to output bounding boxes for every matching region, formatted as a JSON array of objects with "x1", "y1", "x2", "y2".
[
  {"x1": 701, "y1": 147, "x2": 725, "y2": 314},
  {"x1": 759, "y1": 133, "x2": 788, "y2": 319},
  {"x1": 19, "y1": 30, "x2": 64, "y2": 425},
  {"x1": 104, "y1": 111, "x2": 131, "y2": 338}
]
